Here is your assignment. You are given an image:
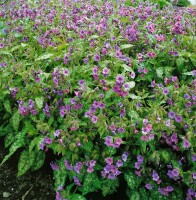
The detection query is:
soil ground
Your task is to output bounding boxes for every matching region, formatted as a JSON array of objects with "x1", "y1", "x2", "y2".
[
  {"x1": 0, "y1": 138, "x2": 128, "y2": 200},
  {"x1": 0, "y1": 139, "x2": 56, "y2": 200}
]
